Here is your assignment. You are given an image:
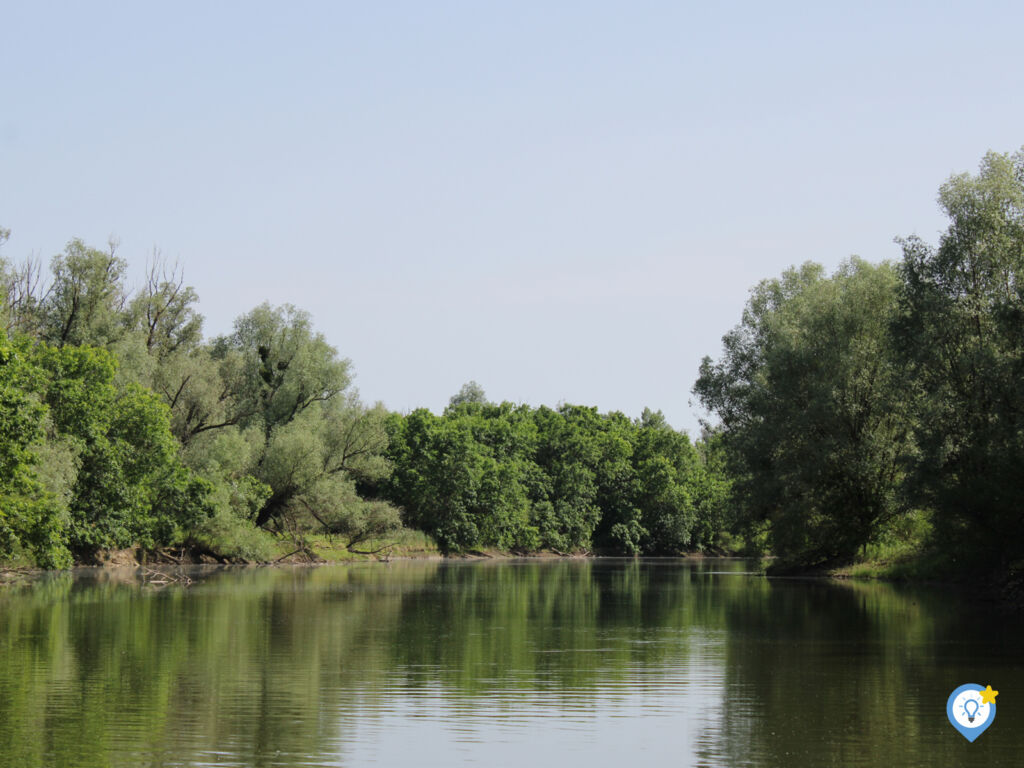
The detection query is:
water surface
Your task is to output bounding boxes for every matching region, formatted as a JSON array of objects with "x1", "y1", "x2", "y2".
[{"x1": 0, "y1": 559, "x2": 1020, "y2": 767}]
